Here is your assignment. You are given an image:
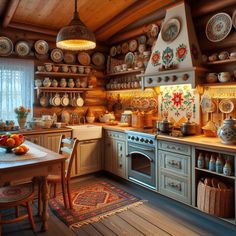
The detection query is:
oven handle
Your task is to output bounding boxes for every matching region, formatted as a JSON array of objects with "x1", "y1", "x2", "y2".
[
  {"x1": 128, "y1": 144, "x2": 154, "y2": 153},
  {"x1": 126, "y1": 151, "x2": 154, "y2": 162}
]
